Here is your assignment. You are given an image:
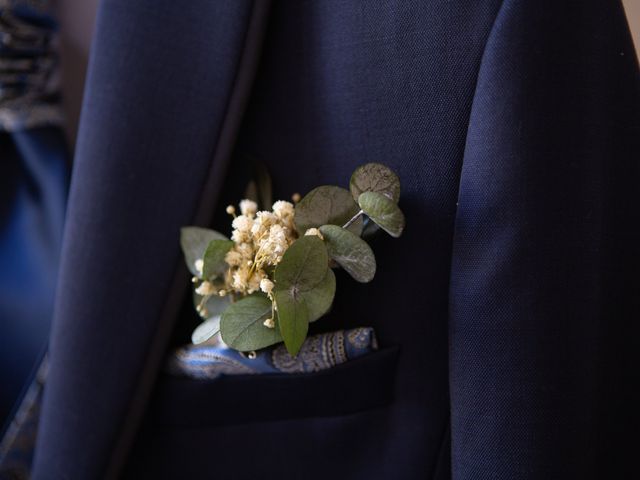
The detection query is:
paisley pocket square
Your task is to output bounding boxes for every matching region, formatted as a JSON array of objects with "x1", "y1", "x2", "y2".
[{"x1": 165, "y1": 327, "x2": 378, "y2": 379}]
